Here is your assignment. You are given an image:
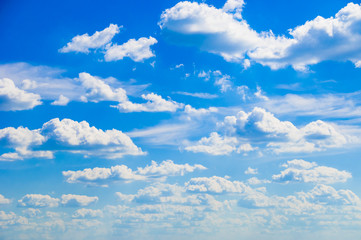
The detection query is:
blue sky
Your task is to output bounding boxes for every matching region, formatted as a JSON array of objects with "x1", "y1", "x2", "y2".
[{"x1": 1, "y1": 0, "x2": 361, "y2": 239}]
